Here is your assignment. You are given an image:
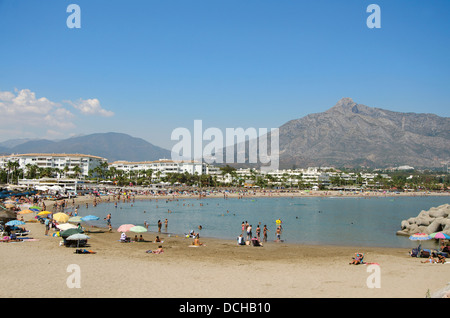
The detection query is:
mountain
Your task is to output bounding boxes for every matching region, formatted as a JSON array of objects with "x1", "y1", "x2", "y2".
[
  {"x1": 276, "y1": 98, "x2": 450, "y2": 169},
  {"x1": 2, "y1": 132, "x2": 172, "y2": 162},
  {"x1": 220, "y1": 97, "x2": 449, "y2": 169},
  {"x1": 0, "y1": 138, "x2": 38, "y2": 148}
]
